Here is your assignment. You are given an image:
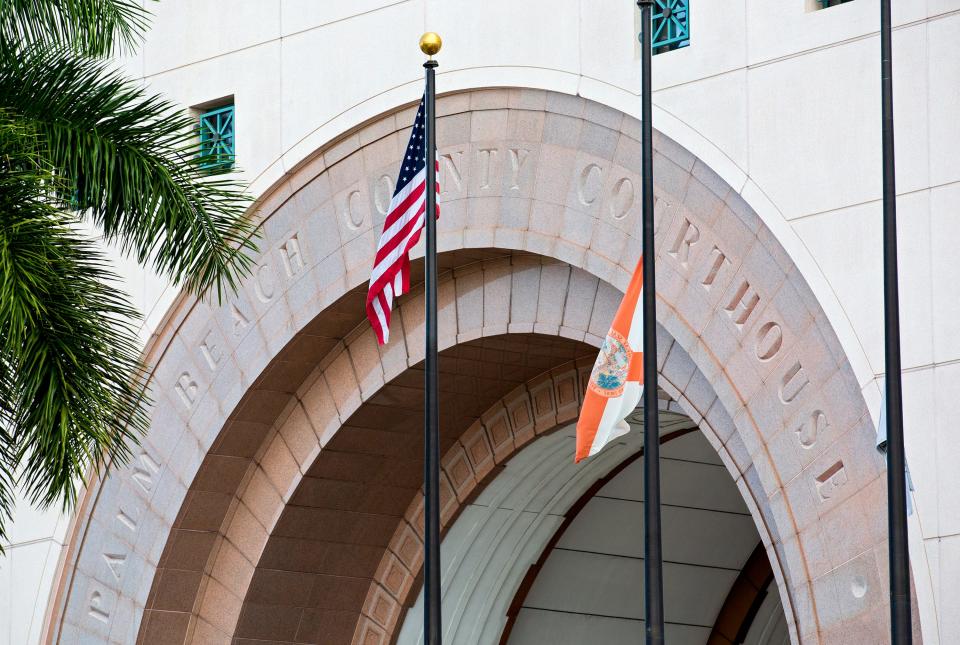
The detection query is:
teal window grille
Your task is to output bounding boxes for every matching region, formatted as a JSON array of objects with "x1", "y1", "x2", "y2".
[
  {"x1": 818, "y1": 0, "x2": 854, "y2": 8},
  {"x1": 652, "y1": 0, "x2": 689, "y2": 55},
  {"x1": 198, "y1": 104, "x2": 235, "y2": 170}
]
